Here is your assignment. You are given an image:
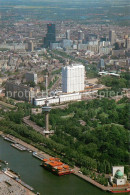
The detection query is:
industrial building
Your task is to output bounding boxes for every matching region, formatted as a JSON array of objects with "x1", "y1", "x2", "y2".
[{"x1": 62, "y1": 64, "x2": 85, "y2": 93}]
